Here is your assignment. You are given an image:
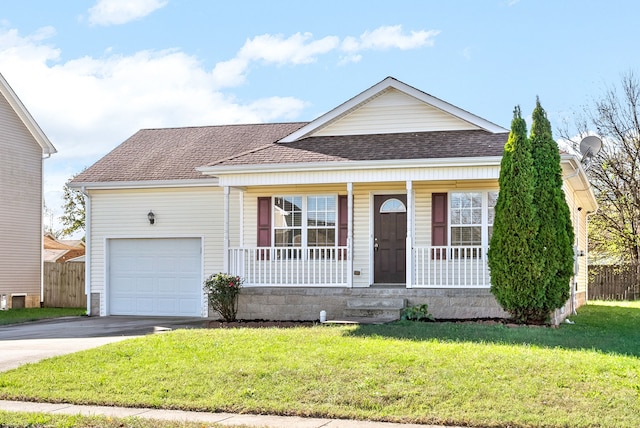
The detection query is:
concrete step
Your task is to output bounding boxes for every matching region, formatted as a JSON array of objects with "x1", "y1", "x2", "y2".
[
  {"x1": 346, "y1": 297, "x2": 406, "y2": 310},
  {"x1": 324, "y1": 316, "x2": 398, "y2": 325},
  {"x1": 344, "y1": 307, "x2": 403, "y2": 320}
]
